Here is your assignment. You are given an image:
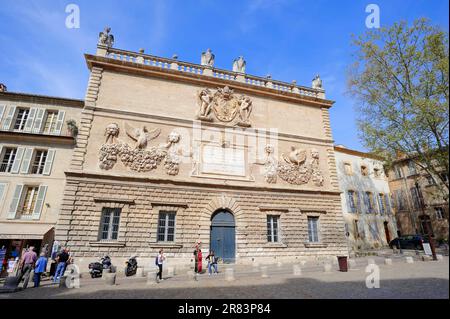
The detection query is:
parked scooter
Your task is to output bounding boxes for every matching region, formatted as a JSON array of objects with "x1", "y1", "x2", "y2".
[
  {"x1": 88, "y1": 255, "x2": 112, "y2": 278},
  {"x1": 125, "y1": 256, "x2": 138, "y2": 277}
]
